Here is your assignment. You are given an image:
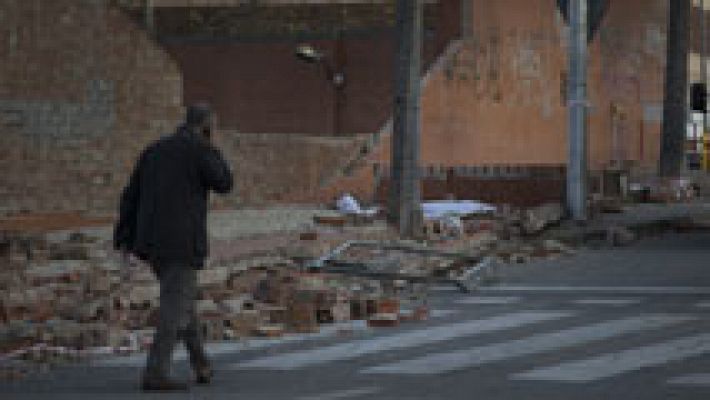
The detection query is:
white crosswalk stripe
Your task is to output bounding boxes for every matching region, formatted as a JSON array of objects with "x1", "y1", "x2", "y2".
[
  {"x1": 572, "y1": 298, "x2": 642, "y2": 306},
  {"x1": 430, "y1": 285, "x2": 460, "y2": 292},
  {"x1": 455, "y1": 296, "x2": 521, "y2": 305},
  {"x1": 362, "y1": 314, "x2": 695, "y2": 375},
  {"x1": 296, "y1": 387, "x2": 381, "y2": 400},
  {"x1": 667, "y1": 373, "x2": 710, "y2": 386},
  {"x1": 96, "y1": 320, "x2": 371, "y2": 367},
  {"x1": 230, "y1": 311, "x2": 571, "y2": 370},
  {"x1": 96, "y1": 310, "x2": 462, "y2": 367},
  {"x1": 479, "y1": 286, "x2": 710, "y2": 294},
  {"x1": 96, "y1": 294, "x2": 708, "y2": 384},
  {"x1": 512, "y1": 333, "x2": 710, "y2": 382},
  {"x1": 429, "y1": 309, "x2": 459, "y2": 318}
]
